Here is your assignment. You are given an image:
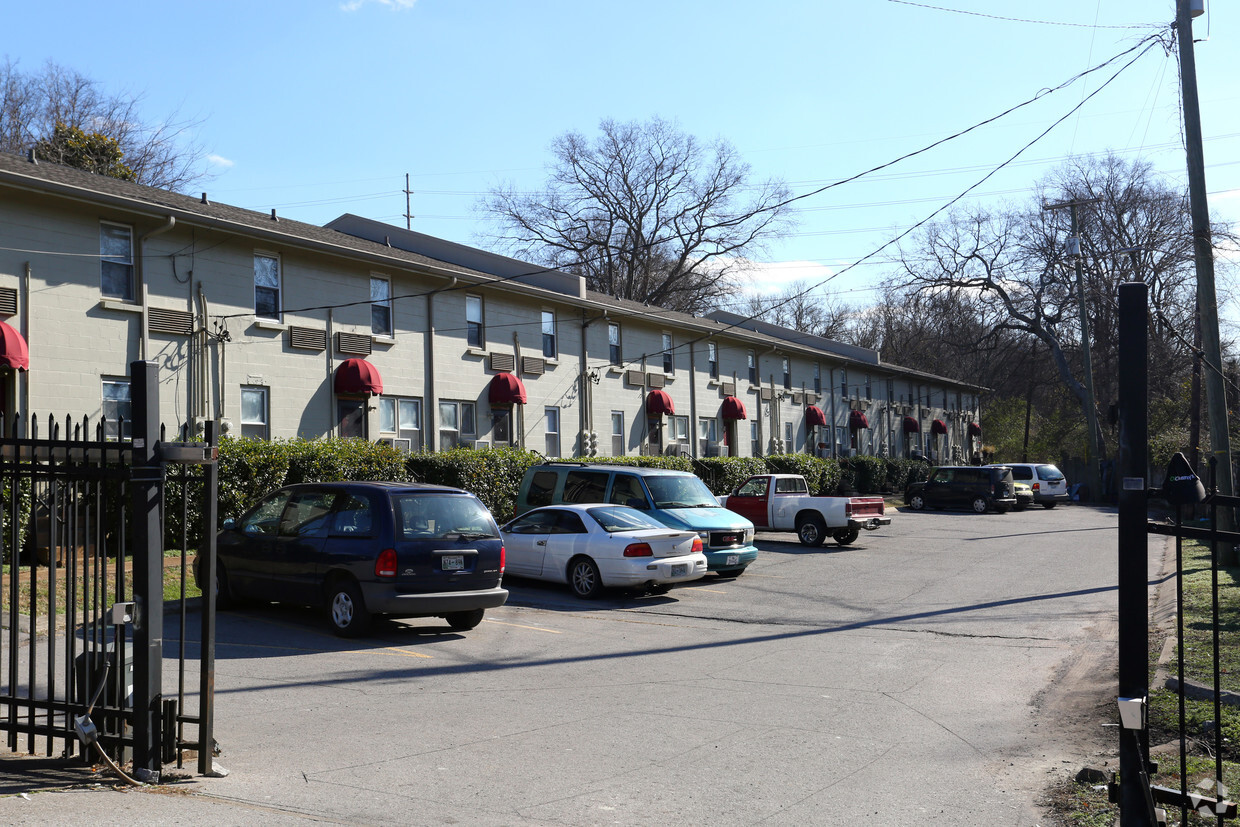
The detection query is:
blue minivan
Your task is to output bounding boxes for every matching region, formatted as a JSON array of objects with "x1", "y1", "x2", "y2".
[{"x1": 515, "y1": 463, "x2": 758, "y2": 577}]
